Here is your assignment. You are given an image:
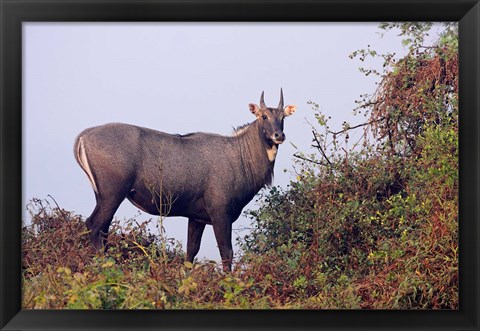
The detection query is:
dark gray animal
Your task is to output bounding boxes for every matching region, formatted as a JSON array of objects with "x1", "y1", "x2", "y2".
[{"x1": 74, "y1": 90, "x2": 296, "y2": 270}]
